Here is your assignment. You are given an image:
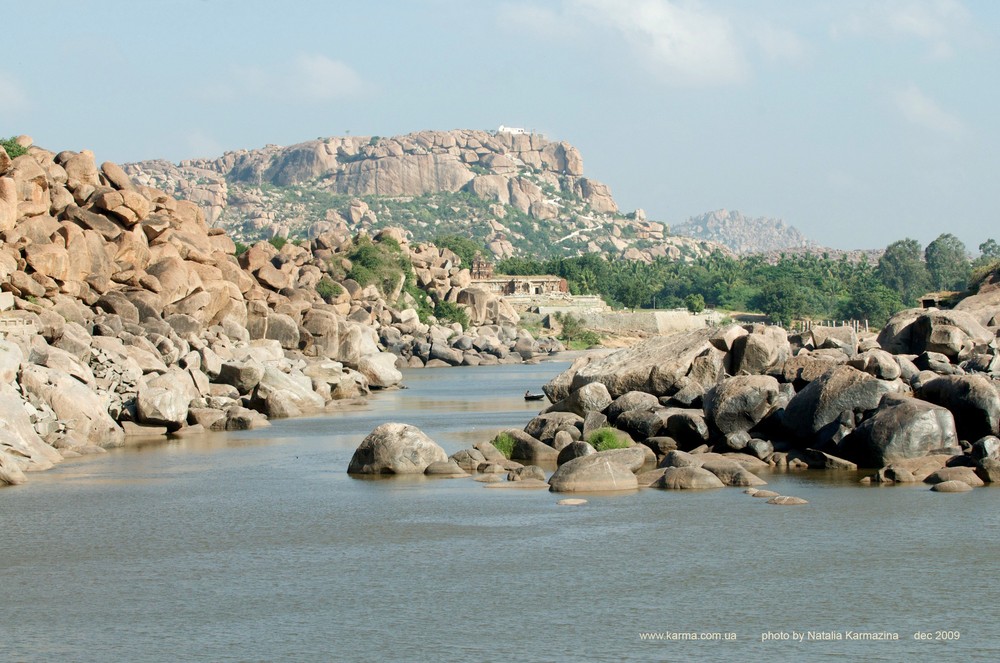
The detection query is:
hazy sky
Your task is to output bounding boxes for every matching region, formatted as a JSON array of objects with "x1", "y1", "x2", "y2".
[{"x1": 2, "y1": 0, "x2": 998, "y2": 251}]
